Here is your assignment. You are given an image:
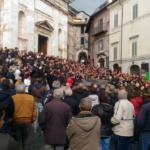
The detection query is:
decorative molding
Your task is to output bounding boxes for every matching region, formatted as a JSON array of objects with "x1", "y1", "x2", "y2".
[
  {"x1": 41, "y1": 0, "x2": 69, "y2": 15},
  {"x1": 111, "y1": 41, "x2": 119, "y2": 45},
  {"x1": 129, "y1": 35, "x2": 139, "y2": 40},
  {"x1": 36, "y1": 20, "x2": 54, "y2": 32}
]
